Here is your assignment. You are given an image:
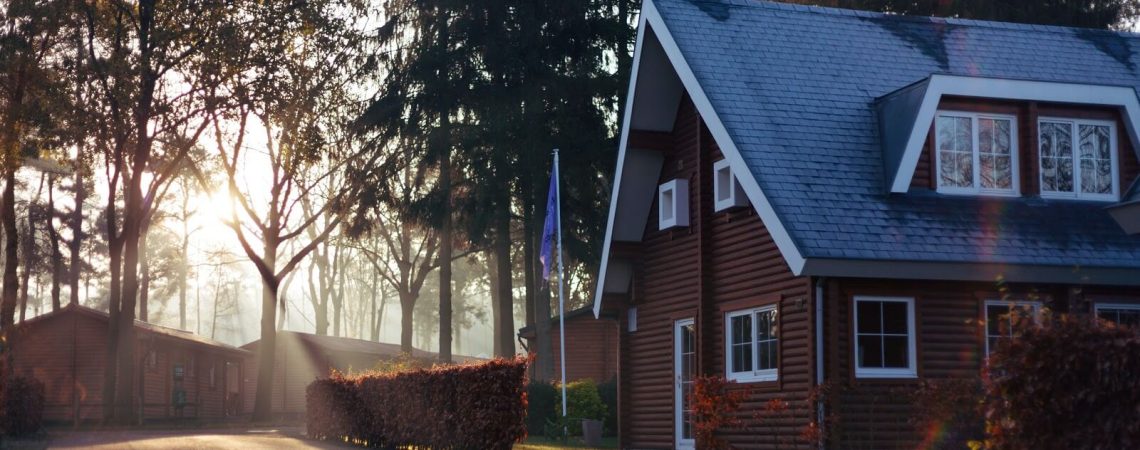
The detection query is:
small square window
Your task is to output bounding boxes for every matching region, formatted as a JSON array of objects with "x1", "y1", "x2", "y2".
[
  {"x1": 984, "y1": 300, "x2": 1041, "y2": 356},
  {"x1": 658, "y1": 179, "x2": 689, "y2": 229},
  {"x1": 713, "y1": 159, "x2": 748, "y2": 211},
  {"x1": 853, "y1": 296, "x2": 916, "y2": 378},
  {"x1": 1095, "y1": 303, "x2": 1140, "y2": 329}
]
